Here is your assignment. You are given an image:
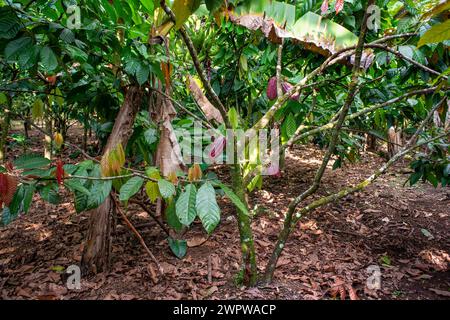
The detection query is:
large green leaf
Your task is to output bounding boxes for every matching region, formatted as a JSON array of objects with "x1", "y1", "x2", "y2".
[
  {"x1": 196, "y1": 182, "x2": 220, "y2": 234},
  {"x1": 284, "y1": 113, "x2": 297, "y2": 138},
  {"x1": 167, "y1": 237, "x2": 187, "y2": 259},
  {"x1": 139, "y1": 0, "x2": 154, "y2": 13},
  {"x1": 231, "y1": 2, "x2": 372, "y2": 67},
  {"x1": 158, "y1": 179, "x2": 176, "y2": 199},
  {"x1": 0, "y1": 6, "x2": 21, "y2": 39},
  {"x1": 14, "y1": 154, "x2": 51, "y2": 170},
  {"x1": 176, "y1": 184, "x2": 197, "y2": 226},
  {"x1": 418, "y1": 20, "x2": 450, "y2": 47},
  {"x1": 64, "y1": 179, "x2": 91, "y2": 196},
  {"x1": 18, "y1": 45, "x2": 40, "y2": 69},
  {"x1": 40, "y1": 46, "x2": 58, "y2": 71},
  {"x1": 74, "y1": 191, "x2": 88, "y2": 213},
  {"x1": 87, "y1": 180, "x2": 112, "y2": 209},
  {"x1": 38, "y1": 184, "x2": 60, "y2": 205},
  {"x1": 119, "y1": 176, "x2": 144, "y2": 201},
  {"x1": 166, "y1": 198, "x2": 183, "y2": 231},
  {"x1": 5, "y1": 37, "x2": 33, "y2": 60},
  {"x1": 136, "y1": 62, "x2": 150, "y2": 85}
]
